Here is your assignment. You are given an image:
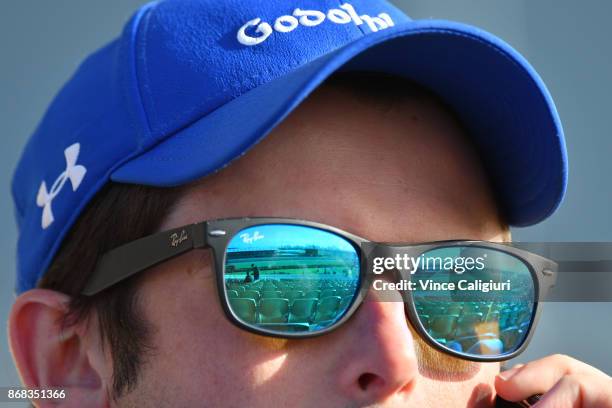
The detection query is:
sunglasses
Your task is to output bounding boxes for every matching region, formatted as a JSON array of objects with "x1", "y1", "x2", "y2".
[{"x1": 83, "y1": 217, "x2": 557, "y2": 362}]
